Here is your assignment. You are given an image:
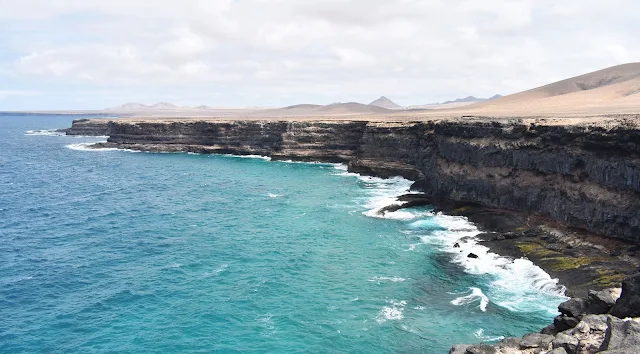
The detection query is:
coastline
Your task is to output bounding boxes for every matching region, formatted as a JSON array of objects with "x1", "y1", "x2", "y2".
[
  {"x1": 67, "y1": 117, "x2": 640, "y2": 353},
  {"x1": 83, "y1": 140, "x2": 639, "y2": 296}
]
